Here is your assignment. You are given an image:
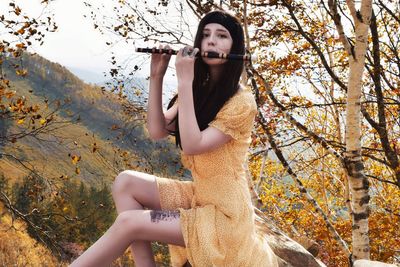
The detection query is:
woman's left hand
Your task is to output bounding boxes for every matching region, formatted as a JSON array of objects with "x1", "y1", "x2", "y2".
[{"x1": 175, "y1": 46, "x2": 199, "y2": 88}]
